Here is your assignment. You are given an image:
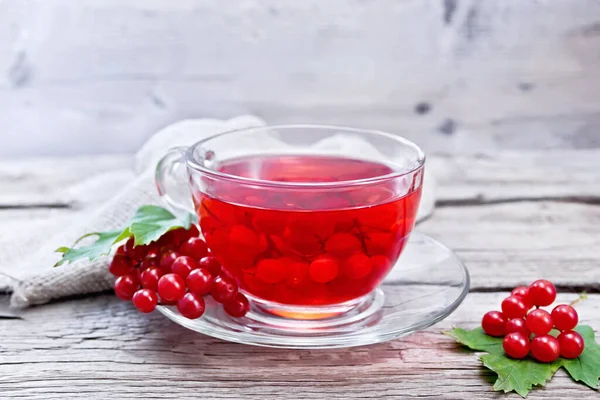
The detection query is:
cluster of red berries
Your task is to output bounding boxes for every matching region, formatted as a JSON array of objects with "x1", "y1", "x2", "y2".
[
  {"x1": 109, "y1": 225, "x2": 250, "y2": 319},
  {"x1": 482, "y1": 280, "x2": 585, "y2": 362}
]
